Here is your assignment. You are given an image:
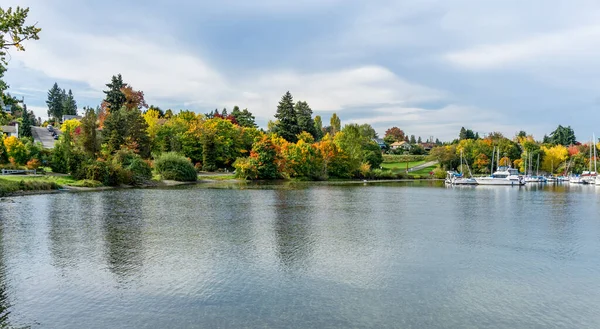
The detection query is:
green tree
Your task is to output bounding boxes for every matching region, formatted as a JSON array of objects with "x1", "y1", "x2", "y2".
[
  {"x1": 313, "y1": 115, "x2": 324, "y2": 141},
  {"x1": 79, "y1": 107, "x2": 99, "y2": 156},
  {"x1": 295, "y1": 101, "x2": 318, "y2": 139},
  {"x1": 549, "y1": 125, "x2": 576, "y2": 146},
  {"x1": 330, "y1": 113, "x2": 341, "y2": 135},
  {"x1": 231, "y1": 106, "x2": 257, "y2": 128},
  {"x1": 19, "y1": 106, "x2": 32, "y2": 137},
  {"x1": 46, "y1": 82, "x2": 64, "y2": 119},
  {"x1": 103, "y1": 106, "x2": 150, "y2": 158},
  {"x1": 410, "y1": 135, "x2": 416, "y2": 144},
  {"x1": 274, "y1": 91, "x2": 299, "y2": 142},
  {"x1": 417, "y1": 136, "x2": 422, "y2": 144},
  {"x1": 103, "y1": 74, "x2": 126, "y2": 113},
  {"x1": 62, "y1": 89, "x2": 77, "y2": 115},
  {"x1": 1, "y1": 6, "x2": 41, "y2": 97}
]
